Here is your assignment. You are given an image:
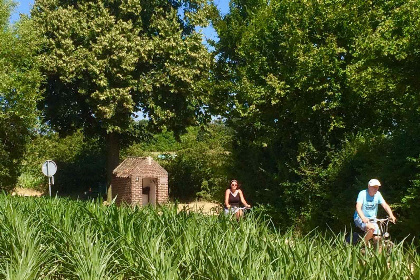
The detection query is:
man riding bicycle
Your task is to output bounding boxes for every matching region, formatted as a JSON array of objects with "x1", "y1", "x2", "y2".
[{"x1": 354, "y1": 179, "x2": 396, "y2": 245}]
